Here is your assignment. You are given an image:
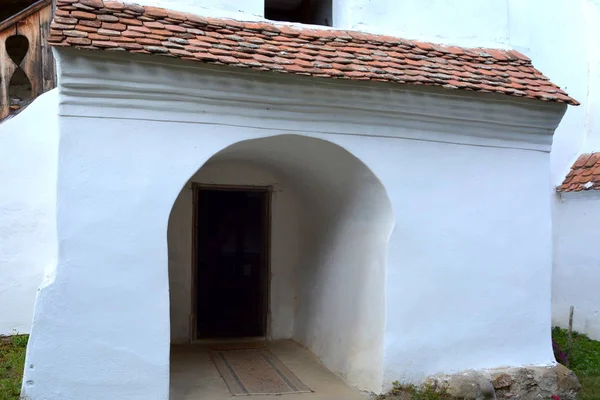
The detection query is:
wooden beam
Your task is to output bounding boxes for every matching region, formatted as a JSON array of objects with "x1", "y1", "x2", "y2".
[{"x1": 39, "y1": 4, "x2": 56, "y2": 91}]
